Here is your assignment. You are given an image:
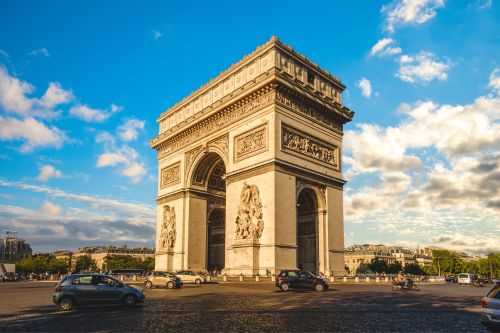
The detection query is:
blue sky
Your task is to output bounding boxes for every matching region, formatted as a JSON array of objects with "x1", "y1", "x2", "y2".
[{"x1": 0, "y1": 0, "x2": 498, "y2": 254}]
